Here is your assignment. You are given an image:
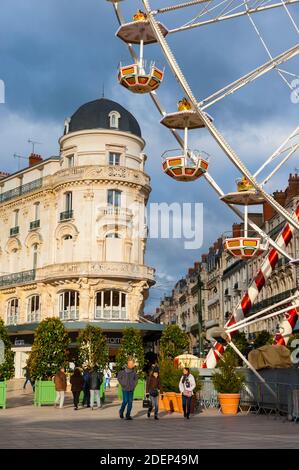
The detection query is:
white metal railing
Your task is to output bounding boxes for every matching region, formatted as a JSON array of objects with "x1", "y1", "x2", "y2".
[
  {"x1": 27, "y1": 312, "x2": 41, "y2": 323},
  {"x1": 95, "y1": 307, "x2": 127, "y2": 321},
  {"x1": 59, "y1": 308, "x2": 79, "y2": 321},
  {"x1": 6, "y1": 314, "x2": 19, "y2": 326}
]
